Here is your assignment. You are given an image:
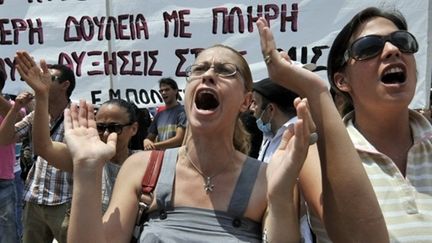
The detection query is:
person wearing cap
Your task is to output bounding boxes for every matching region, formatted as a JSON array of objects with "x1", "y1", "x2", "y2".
[
  {"x1": 250, "y1": 78, "x2": 299, "y2": 163},
  {"x1": 250, "y1": 78, "x2": 315, "y2": 243}
]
